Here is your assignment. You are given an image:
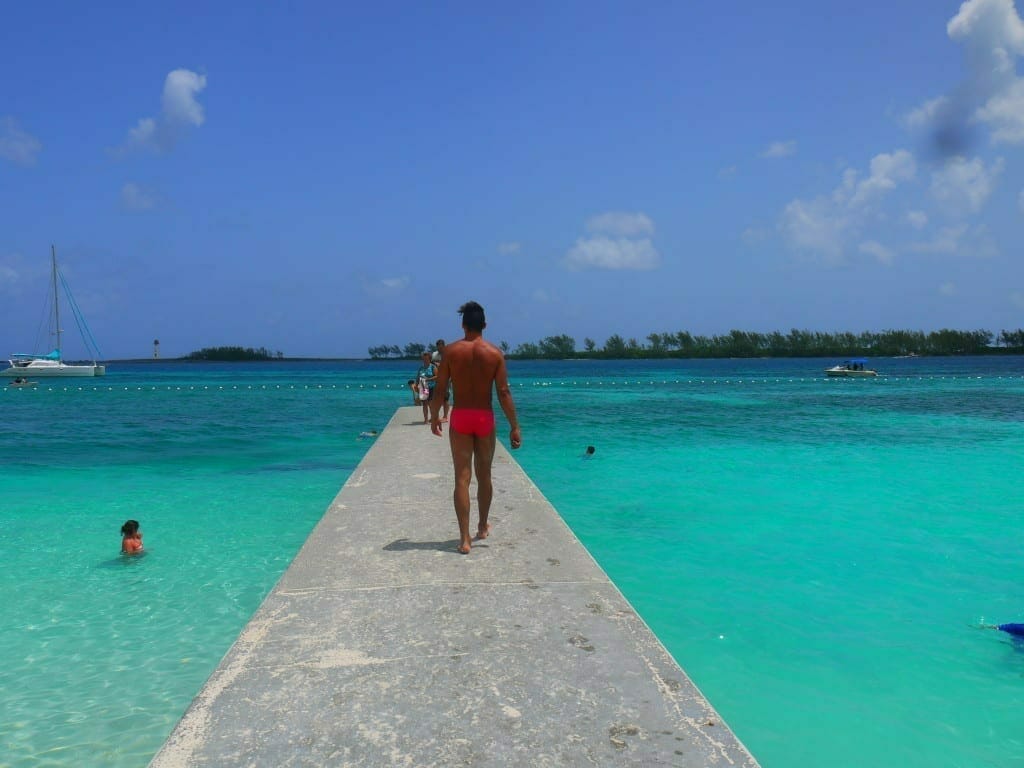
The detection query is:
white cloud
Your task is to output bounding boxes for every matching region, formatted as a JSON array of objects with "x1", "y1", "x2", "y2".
[
  {"x1": 761, "y1": 140, "x2": 797, "y2": 158},
  {"x1": 117, "y1": 69, "x2": 207, "y2": 153},
  {"x1": 907, "y1": 0, "x2": 1024, "y2": 148},
  {"x1": 930, "y1": 156, "x2": 1003, "y2": 214},
  {"x1": 903, "y1": 96, "x2": 949, "y2": 129},
  {"x1": 908, "y1": 224, "x2": 968, "y2": 254},
  {"x1": 859, "y1": 240, "x2": 895, "y2": 265},
  {"x1": 585, "y1": 211, "x2": 655, "y2": 237},
  {"x1": 565, "y1": 236, "x2": 659, "y2": 270},
  {"x1": 922, "y1": 223, "x2": 1000, "y2": 258},
  {"x1": 0, "y1": 264, "x2": 17, "y2": 289},
  {"x1": 779, "y1": 149, "x2": 915, "y2": 263},
  {"x1": 0, "y1": 253, "x2": 33, "y2": 295},
  {"x1": 162, "y1": 70, "x2": 207, "y2": 127},
  {"x1": 780, "y1": 198, "x2": 849, "y2": 264},
  {"x1": 0, "y1": 116, "x2": 42, "y2": 166},
  {"x1": 127, "y1": 117, "x2": 157, "y2": 148},
  {"x1": 848, "y1": 150, "x2": 917, "y2": 207},
  {"x1": 947, "y1": 0, "x2": 1024, "y2": 68},
  {"x1": 568, "y1": 211, "x2": 660, "y2": 270},
  {"x1": 977, "y1": 79, "x2": 1024, "y2": 143},
  {"x1": 939, "y1": 281, "x2": 957, "y2": 296},
  {"x1": 497, "y1": 242, "x2": 521, "y2": 255},
  {"x1": 360, "y1": 275, "x2": 410, "y2": 298},
  {"x1": 121, "y1": 182, "x2": 158, "y2": 211},
  {"x1": 718, "y1": 165, "x2": 737, "y2": 179},
  {"x1": 741, "y1": 226, "x2": 770, "y2": 244},
  {"x1": 907, "y1": 210, "x2": 929, "y2": 229}
]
